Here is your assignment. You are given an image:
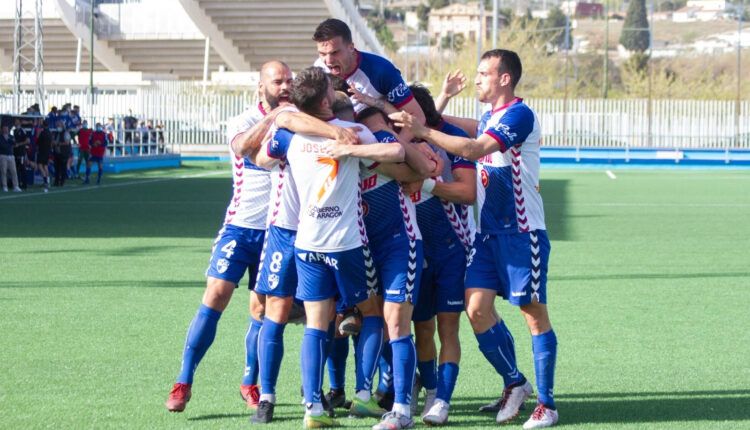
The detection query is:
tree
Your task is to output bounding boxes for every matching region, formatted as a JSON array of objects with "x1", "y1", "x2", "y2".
[
  {"x1": 367, "y1": 17, "x2": 399, "y2": 52},
  {"x1": 620, "y1": 0, "x2": 650, "y2": 52},
  {"x1": 543, "y1": 6, "x2": 572, "y2": 50},
  {"x1": 416, "y1": 3, "x2": 430, "y2": 31}
]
